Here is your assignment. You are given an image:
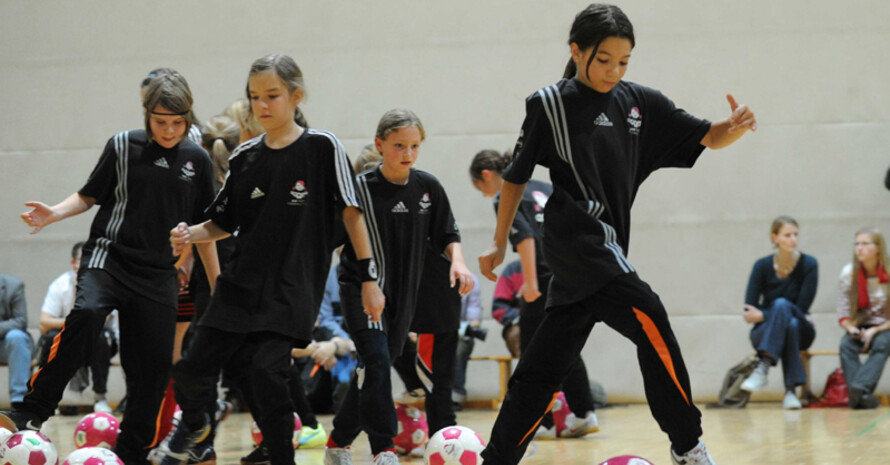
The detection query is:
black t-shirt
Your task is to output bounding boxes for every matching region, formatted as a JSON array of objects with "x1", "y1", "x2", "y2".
[
  {"x1": 201, "y1": 130, "x2": 360, "y2": 343},
  {"x1": 78, "y1": 129, "x2": 215, "y2": 307},
  {"x1": 410, "y1": 244, "x2": 462, "y2": 333},
  {"x1": 504, "y1": 79, "x2": 710, "y2": 306},
  {"x1": 341, "y1": 167, "x2": 460, "y2": 352},
  {"x1": 494, "y1": 179, "x2": 552, "y2": 279}
]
